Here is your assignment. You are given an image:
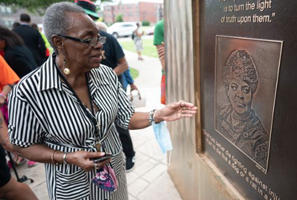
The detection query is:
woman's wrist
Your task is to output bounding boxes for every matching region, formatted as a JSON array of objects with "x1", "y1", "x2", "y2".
[
  {"x1": 51, "y1": 151, "x2": 71, "y2": 165},
  {"x1": 63, "y1": 152, "x2": 69, "y2": 164},
  {"x1": 153, "y1": 109, "x2": 163, "y2": 124},
  {"x1": 148, "y1": 109, "x2": 156, "y2": 125}
]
